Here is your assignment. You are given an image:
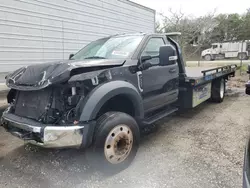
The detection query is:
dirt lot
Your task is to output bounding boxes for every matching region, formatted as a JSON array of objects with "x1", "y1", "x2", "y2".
[{"x1": 0, "y1": 75, "x2": 249, "y2": 188}]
